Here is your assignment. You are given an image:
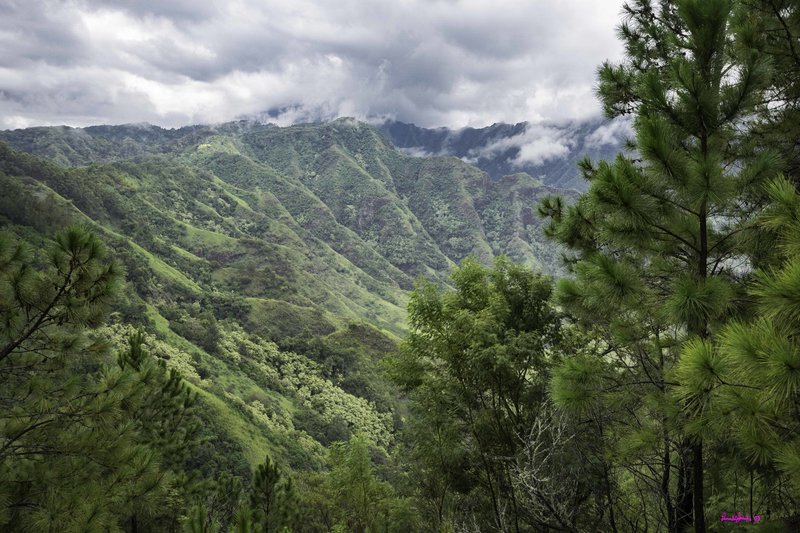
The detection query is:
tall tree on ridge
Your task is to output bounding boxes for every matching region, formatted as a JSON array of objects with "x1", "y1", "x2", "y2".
[{"x1": 540, "y1": 0, "x2": 780, "y2": 531}]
